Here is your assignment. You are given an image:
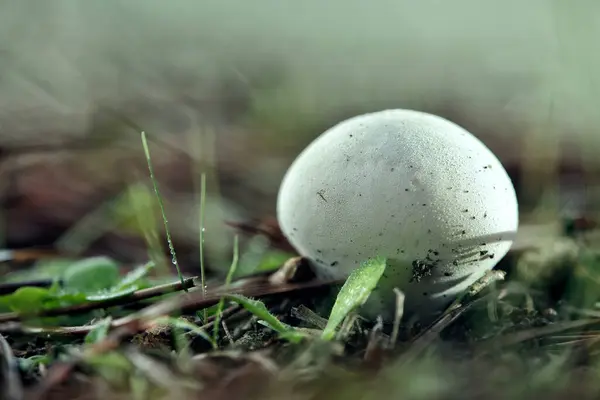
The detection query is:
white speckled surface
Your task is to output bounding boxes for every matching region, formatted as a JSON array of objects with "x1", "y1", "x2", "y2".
[{"x1": 277, "y1": 109, "x2": 519, "y2": 321}]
